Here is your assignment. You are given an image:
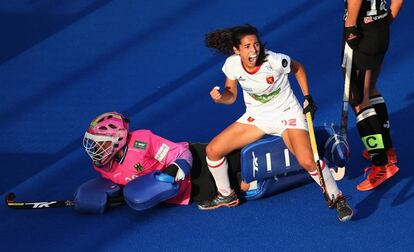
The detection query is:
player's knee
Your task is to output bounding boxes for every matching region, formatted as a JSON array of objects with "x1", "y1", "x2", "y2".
[
  {"x1": 205, "y1": 142, "x2": 222, "y2": 160},
  {"x1": 296, "y1": 156, "x2": 315, "y2": 171}
]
